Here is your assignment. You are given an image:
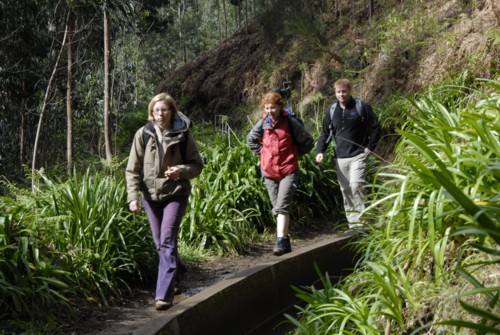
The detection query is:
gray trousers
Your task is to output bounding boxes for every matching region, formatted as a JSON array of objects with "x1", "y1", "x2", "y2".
[
  {"x1": 264, "y1": 173, "x2": 299, "y2": 216},
  {"x1": 335, "y1": 152, "x2": 368, "y2": 223}
]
